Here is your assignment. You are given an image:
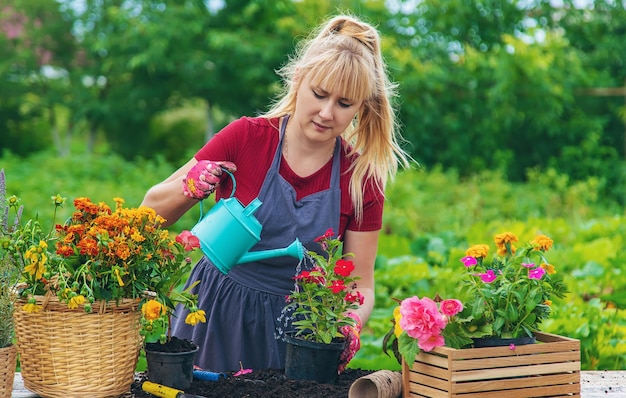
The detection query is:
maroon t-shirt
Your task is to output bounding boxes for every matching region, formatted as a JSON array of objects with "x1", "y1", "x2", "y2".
[{"x1": 195, "y1": 117, "x2": 384, "y2": 235}]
